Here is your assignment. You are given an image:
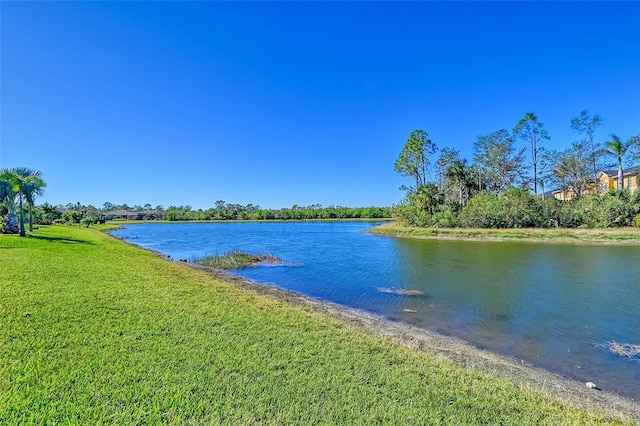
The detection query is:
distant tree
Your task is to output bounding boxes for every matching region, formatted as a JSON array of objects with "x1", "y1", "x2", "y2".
[
  {"x1": 166, "y1": 209, "x2": 180, "y2": 221},
  {"x1": 604, "y1": 134, "x2": 633, "y2": 189},
  {"x1": 445, "y1": 159, "x2": 470, "y2": 205},
  {"x1": 473, "y1": 129, "x2": 526, "y2": 193},
  {"x1": 465, "y1": 164, "x2": 484, "y2": 195},
  {"x1": 628, "y1": 134, "x2": 640, "y2": 164},
  {"x1": 550, "y1": 143, "x2": 592, "y2": 199},
  {"x1": 435, "y1": 147, "x2": 460, "y2": 191},
  {"x1": 103, "y1": 202, "x2": 115, "y2": 211},
  {"x1": 415, "y1": 183, "x2": 443, "y2": 215},
  {"x1": 535, "y1": 148, "x2": 554, "y2": 198},
  {"x1": 514, "y1": 113, "x2": 550, "y2": 195},
  {"x1": 571, "y1": 110, "x2": 604, "y2": 194},
  {"x1": 40, "y1": 202, "x2": 61, "y2": 224},
  {"x1": 21, "y1": 171, "x2": 46, "y2": 232},
  {"x1": 394, "y1": 130, "x2": 438, "y2": 189}
]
